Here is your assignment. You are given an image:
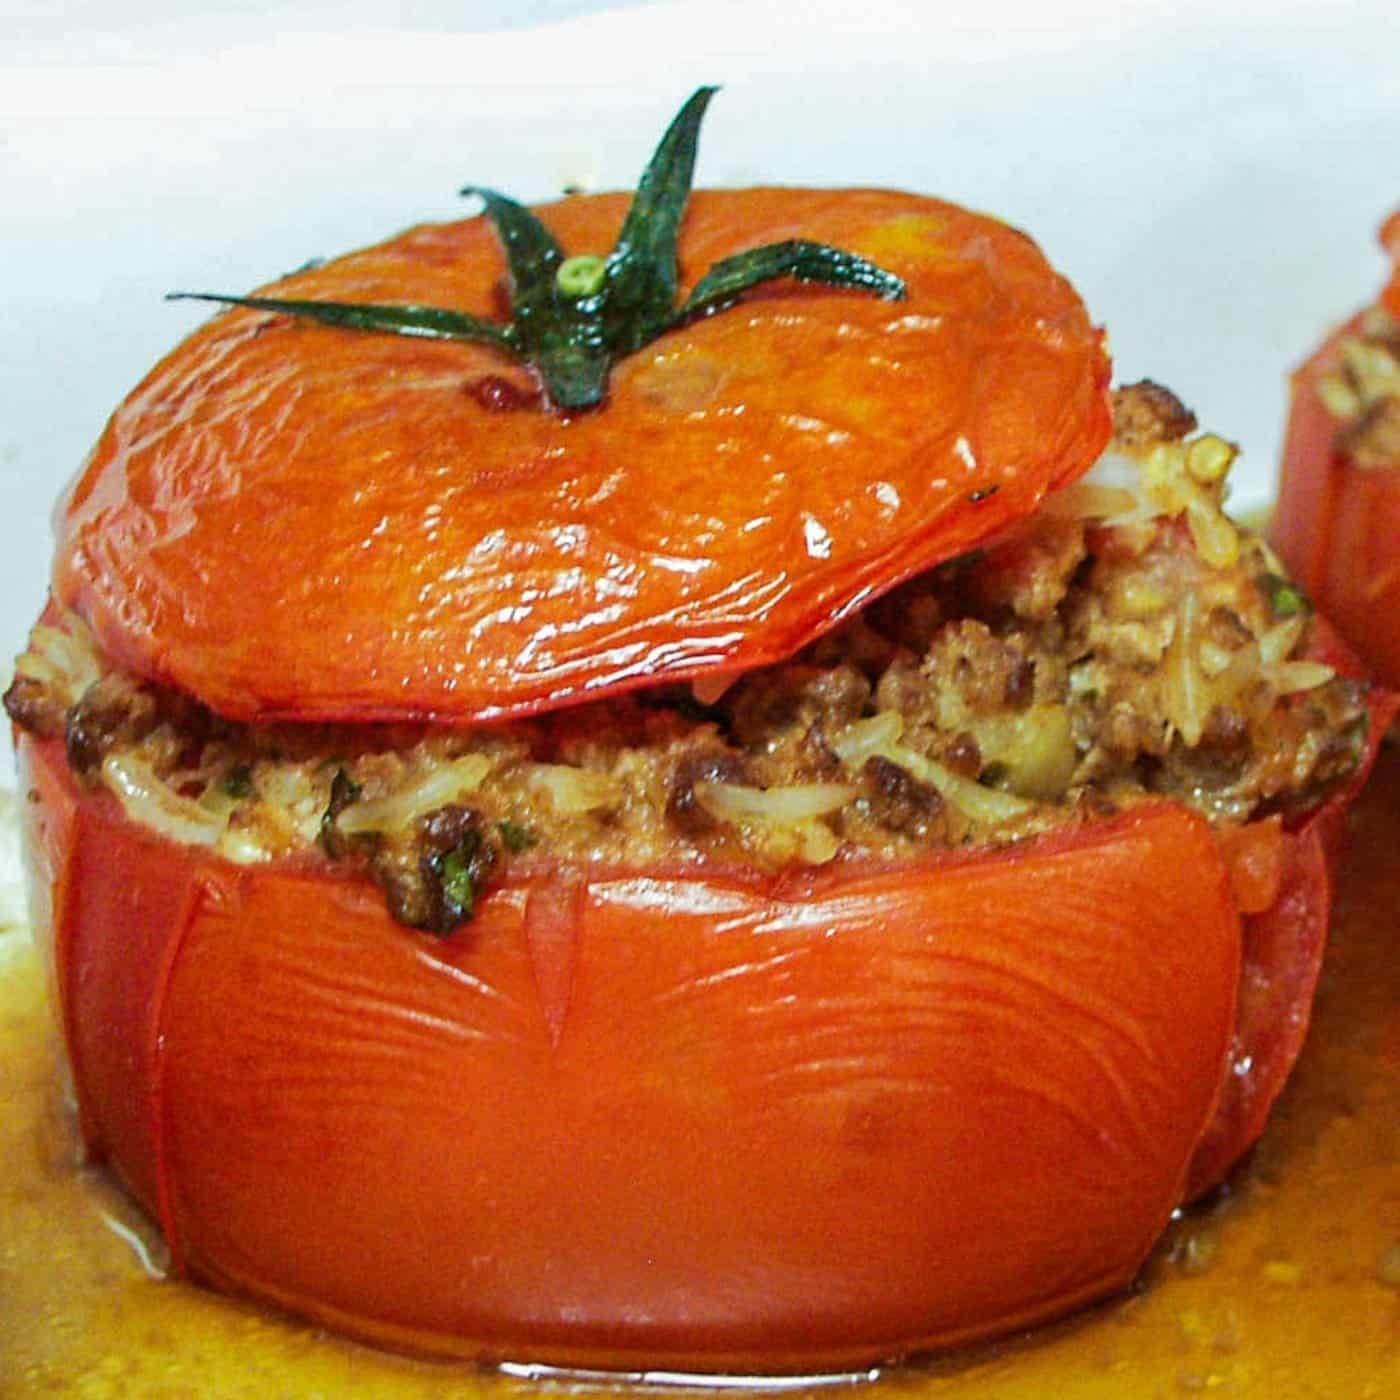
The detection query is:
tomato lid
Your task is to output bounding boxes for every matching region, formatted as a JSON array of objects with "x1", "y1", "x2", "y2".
[{"x1": 55, "y1": 186, "x2": 1111, "y2": 724}]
